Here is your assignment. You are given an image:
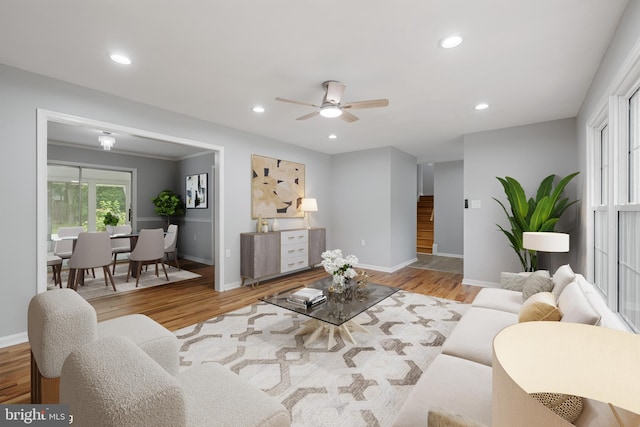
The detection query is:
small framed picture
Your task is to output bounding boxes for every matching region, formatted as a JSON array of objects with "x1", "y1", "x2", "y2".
[{"x1": 186, "y1": 173, "x2": 208, "y2": 209}]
